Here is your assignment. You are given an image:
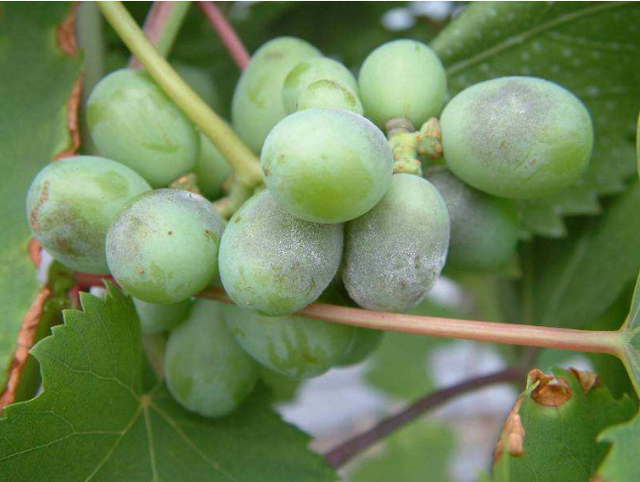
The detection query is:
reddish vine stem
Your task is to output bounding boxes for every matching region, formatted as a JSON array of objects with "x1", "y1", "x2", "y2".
[
  {"x1": 197, "y1": 2, "x2": 250, "y2": 70},
  {"x1": 198, "y1": 287, "x2": 623, "y2": 356},
  {"x1": 324, "y1": 366, "x2": 524, "y2": 468},
  {"x1": 129, "y1": 1, "x2": 190, "y2": 68},
  {"x1": 65, "y1": 276, "x2": 622, "y2": 356}
]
